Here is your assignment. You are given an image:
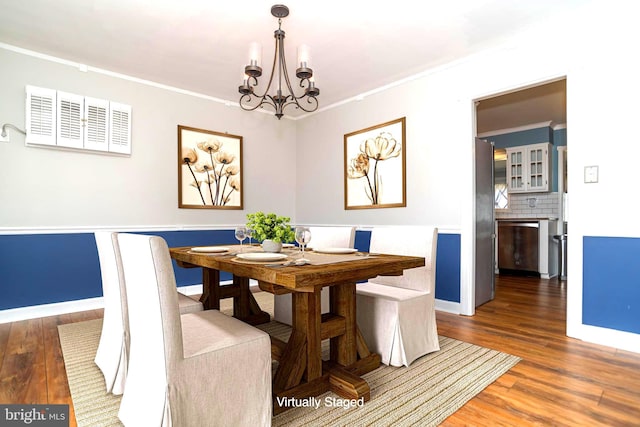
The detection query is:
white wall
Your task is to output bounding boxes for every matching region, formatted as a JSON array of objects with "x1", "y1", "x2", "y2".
[
  {"x1": 295, "y1": 1, "x2": 640, "y2": 351},
  {"x1": 295, "y1": 76, "x2": 461, "y2": 229},
  {"x1": 0, "y1": 47, "x2": 297, "y2": 229},
  {"x1": 563, "y1": 1, "x2": 640, "y2": 351}
]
